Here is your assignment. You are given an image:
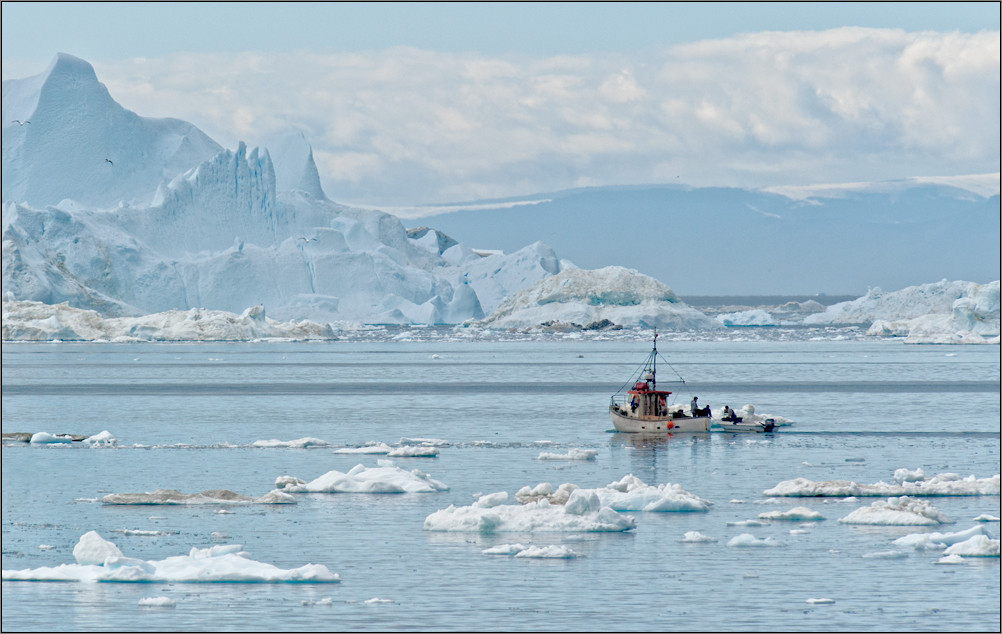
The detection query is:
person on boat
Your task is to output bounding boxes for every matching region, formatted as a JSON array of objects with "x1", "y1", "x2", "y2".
[
  {"x1": 722, "y1": 405, "x2": 733, "y2": 421},
  {"x1": 630, "y1": 396, "x2": 639, "y2": 413},
  {"x1": 691, "y1": 396, "x2": 698, "y2": 417}
]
